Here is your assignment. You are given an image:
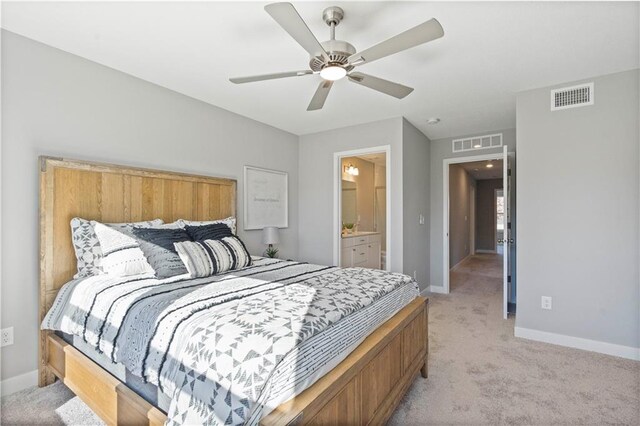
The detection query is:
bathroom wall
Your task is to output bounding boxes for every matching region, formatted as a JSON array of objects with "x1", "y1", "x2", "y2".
[{"x1": 374, "y1": 163, "x2": 387, "y2": 251}]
